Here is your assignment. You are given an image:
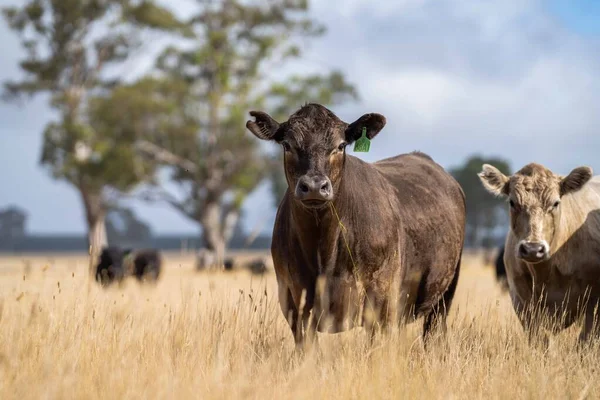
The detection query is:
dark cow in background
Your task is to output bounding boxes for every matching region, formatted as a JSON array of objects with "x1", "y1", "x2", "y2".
[
  {"x1": 246, "y1": 103, "x2": 466, "y2": 347},
  {"x1": 95, "y1": 246, "x2": 162, "y2": 286},
  {"x1": 127, "y1": 249, "x2": 162, "y2": 282},
  {"x1": 96, "y1": 246, "x2": 127, "y2": 286},
  {"x1": 247, "y1": 258, "x2": 268, "y2": 275},
  {"x1": 223, "y1": 258, "x2": 235, "y2": 271}
]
